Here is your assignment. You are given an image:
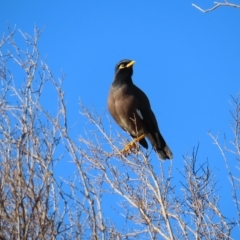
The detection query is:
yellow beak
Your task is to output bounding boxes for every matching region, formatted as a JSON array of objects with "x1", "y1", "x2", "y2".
[{"x1": 126, "y1": 60, "x2": 135, "y2": 68}]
